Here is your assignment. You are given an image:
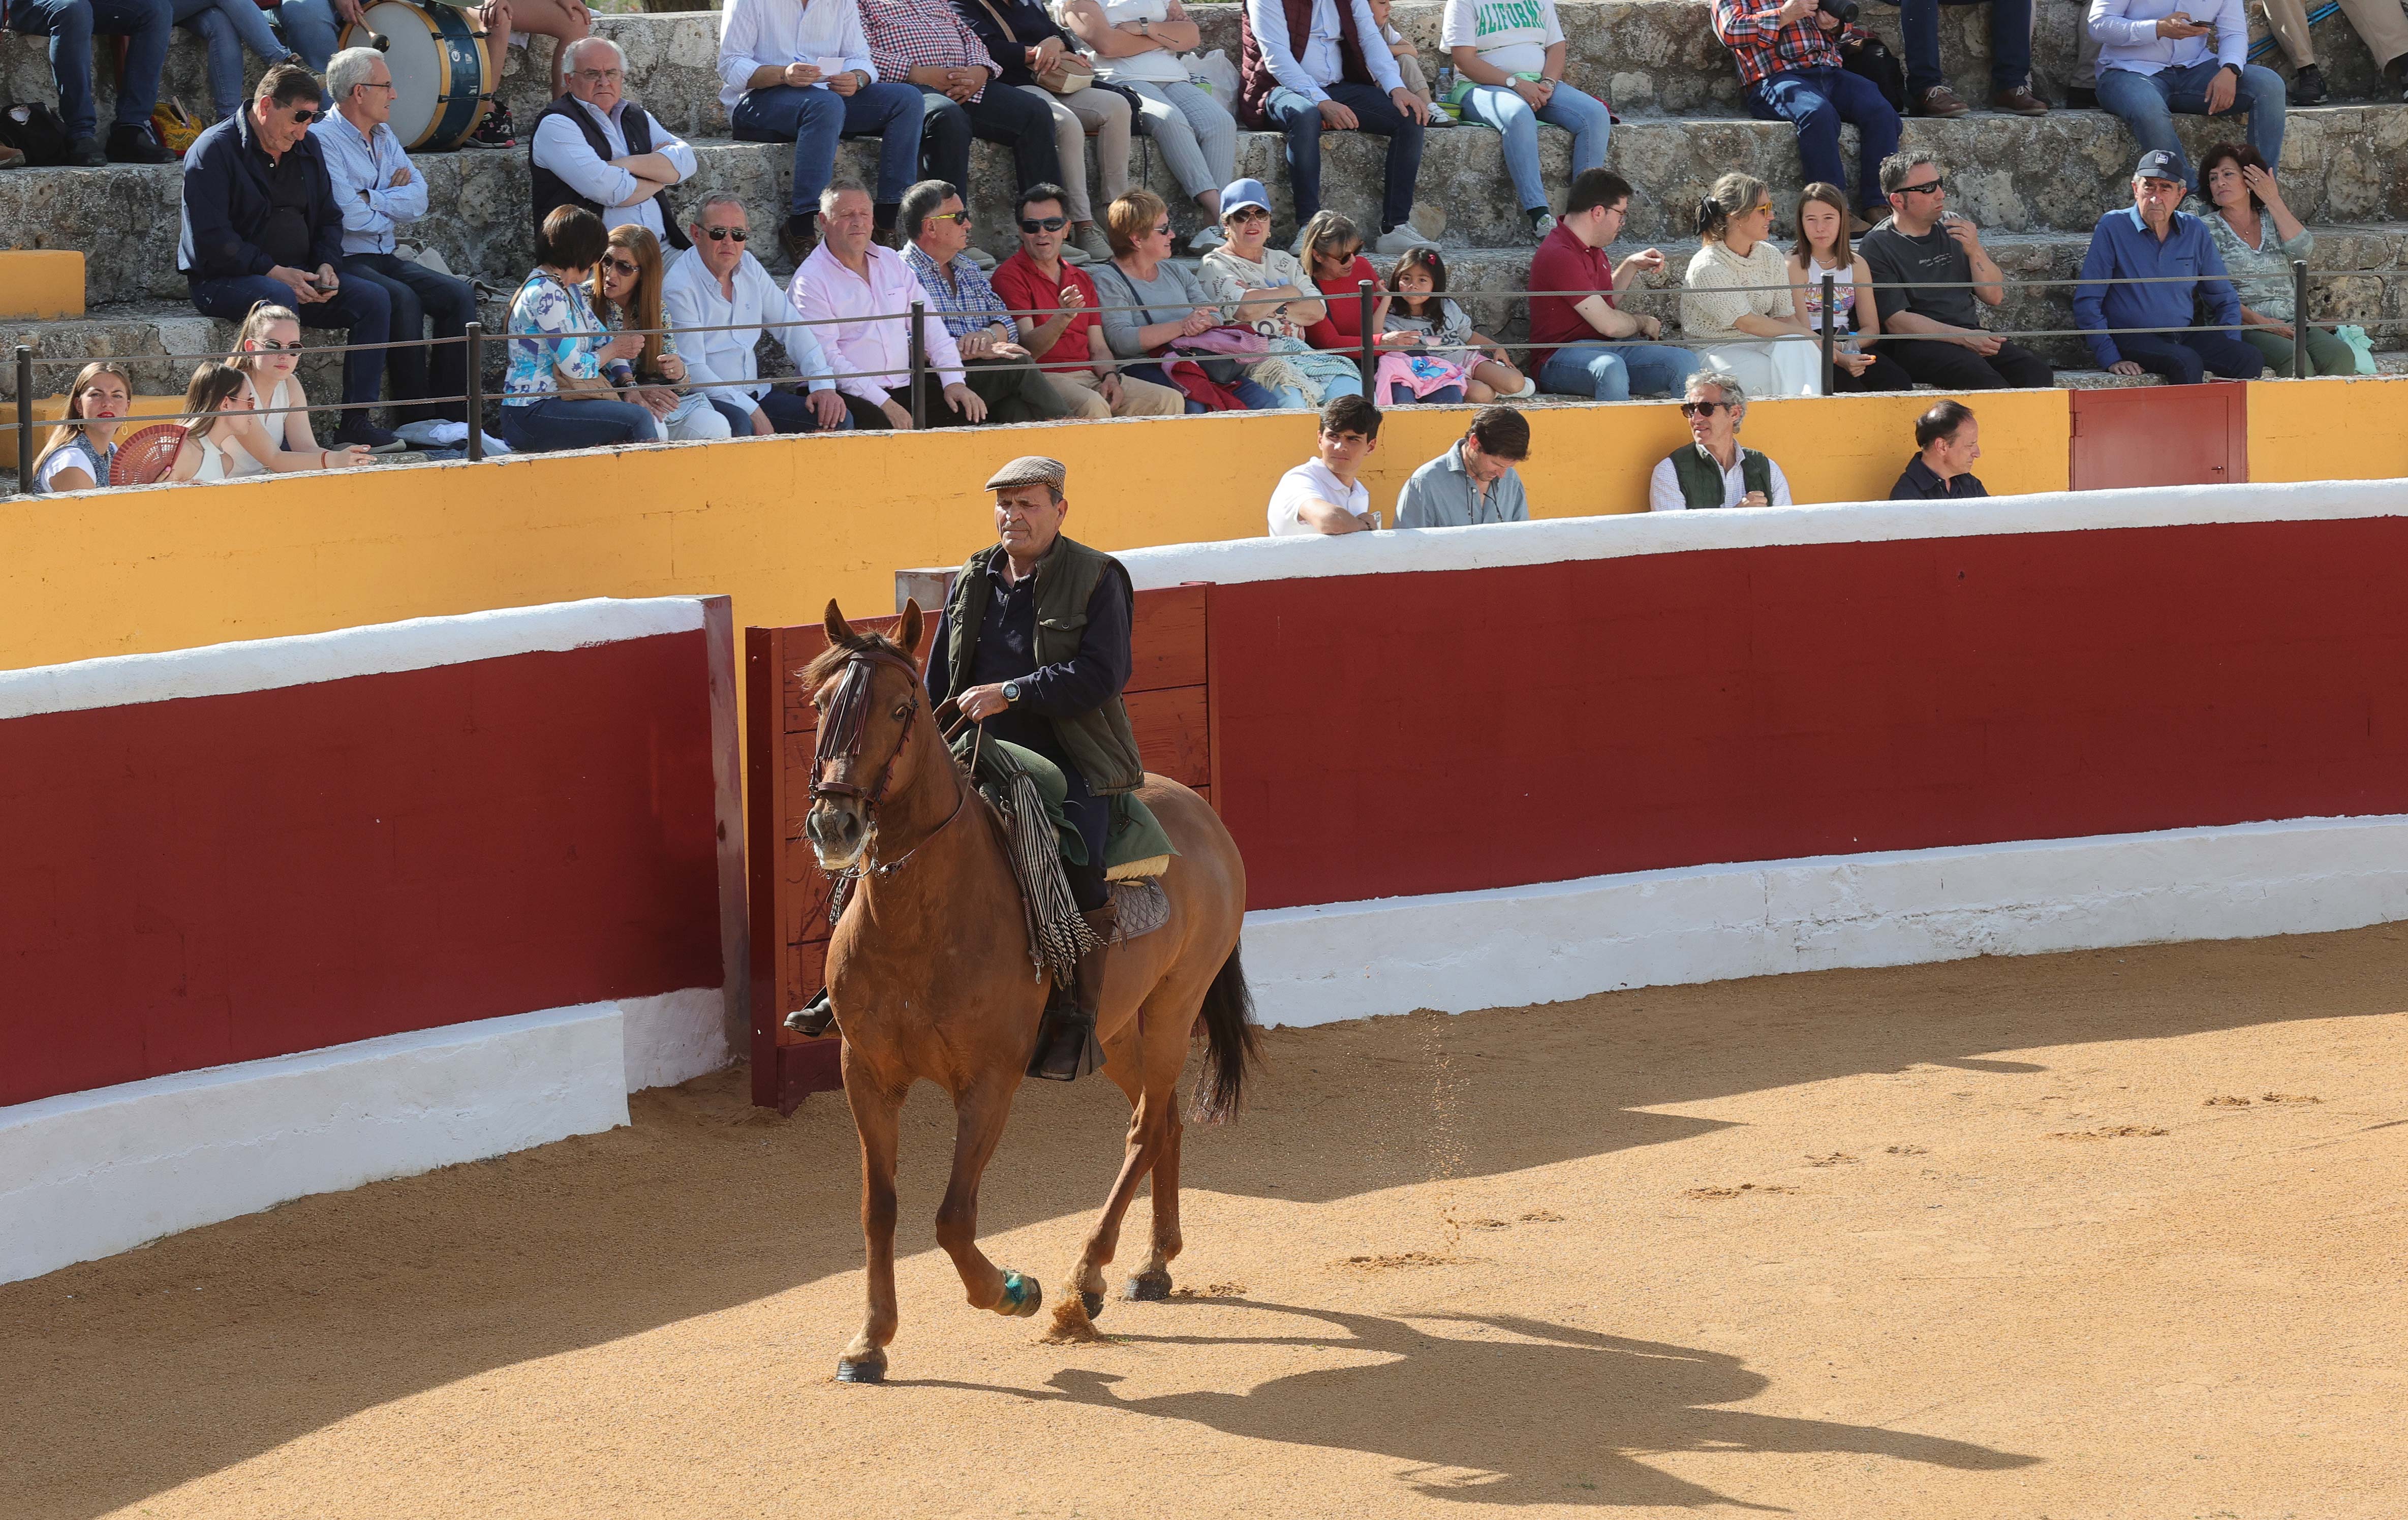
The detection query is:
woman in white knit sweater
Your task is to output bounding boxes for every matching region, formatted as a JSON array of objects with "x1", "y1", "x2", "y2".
[{"x1": 1679, "y1": 172, "x2": 1820, "y2": 399}]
